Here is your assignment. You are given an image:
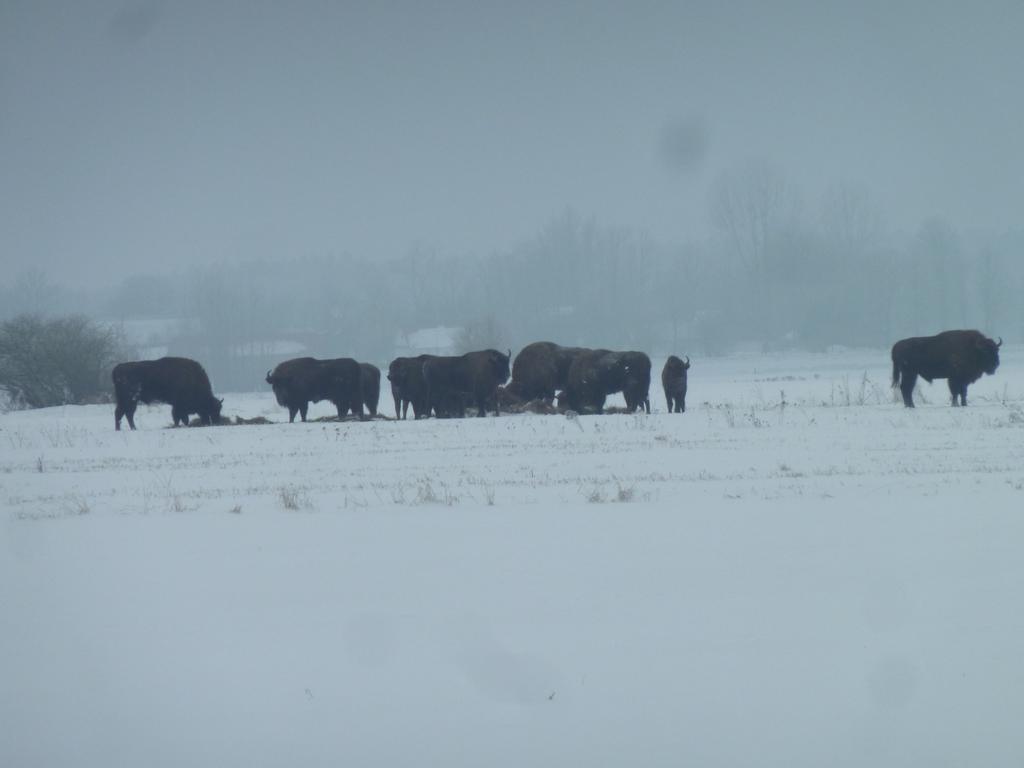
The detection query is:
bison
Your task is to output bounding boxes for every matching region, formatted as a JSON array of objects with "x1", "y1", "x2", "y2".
[
  {"x1": 891, "y1": 330, "x2": 1002, "y2": 407},
  {"x1": 337, "y1": 362, "x2": 381, "y2": 418},
  {"x1": 112, "y1": 357, "x2": 223, "y2": 430},
  {"x1": 507, "y1": 341, "x2": 591, "y2": 403},
  {"x1": 265, "y1": 356, "x2": 364, "y2": 422},
  {"x1": 563, "y1": 349, "x2": 651, "y2": 414},
  {"x1": 618, "y1": 351, "x2": 652, "y2": 413},
  {"x1": 359, "y1": 363, "x2": 381, "y2": 417},
  {"x1": 423, "y1": 349, "x2": 511, "y2": 417},
  {"x1": 662, "y1": 355, "x2": 690, "y2": 413},
  {"x1": 387, "y1": 355, "x2": 436, "y2": 419}
]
